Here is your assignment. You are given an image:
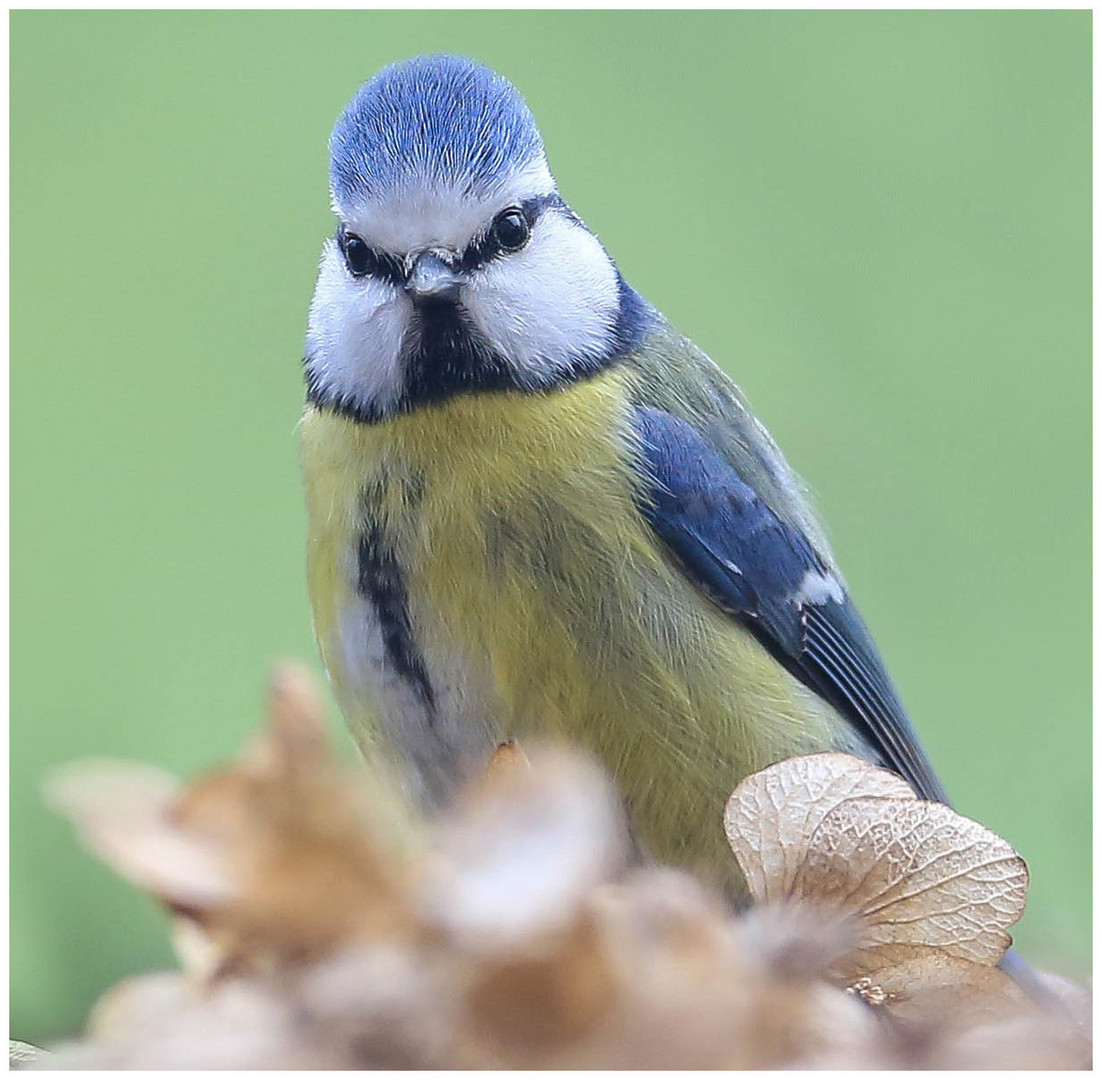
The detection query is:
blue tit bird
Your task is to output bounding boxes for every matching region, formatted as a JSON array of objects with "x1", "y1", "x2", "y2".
[{"x1": 300, "y1": 54, "x2": 949, "y2": 893}]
